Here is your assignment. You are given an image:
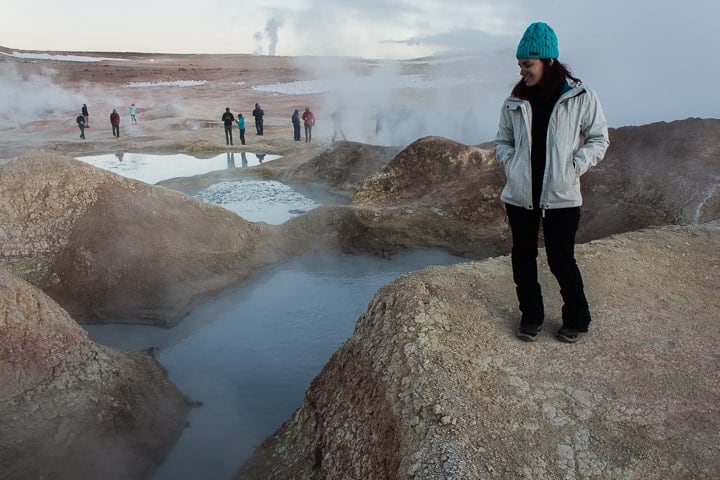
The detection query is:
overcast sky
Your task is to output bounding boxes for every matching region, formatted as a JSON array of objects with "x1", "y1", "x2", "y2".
[
  {"x1": 1, "y1": 0, "x2": 719, "y2": 129},
  {"x1": 0, "y1": 0, "x2": 715, "y2": 59}
]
